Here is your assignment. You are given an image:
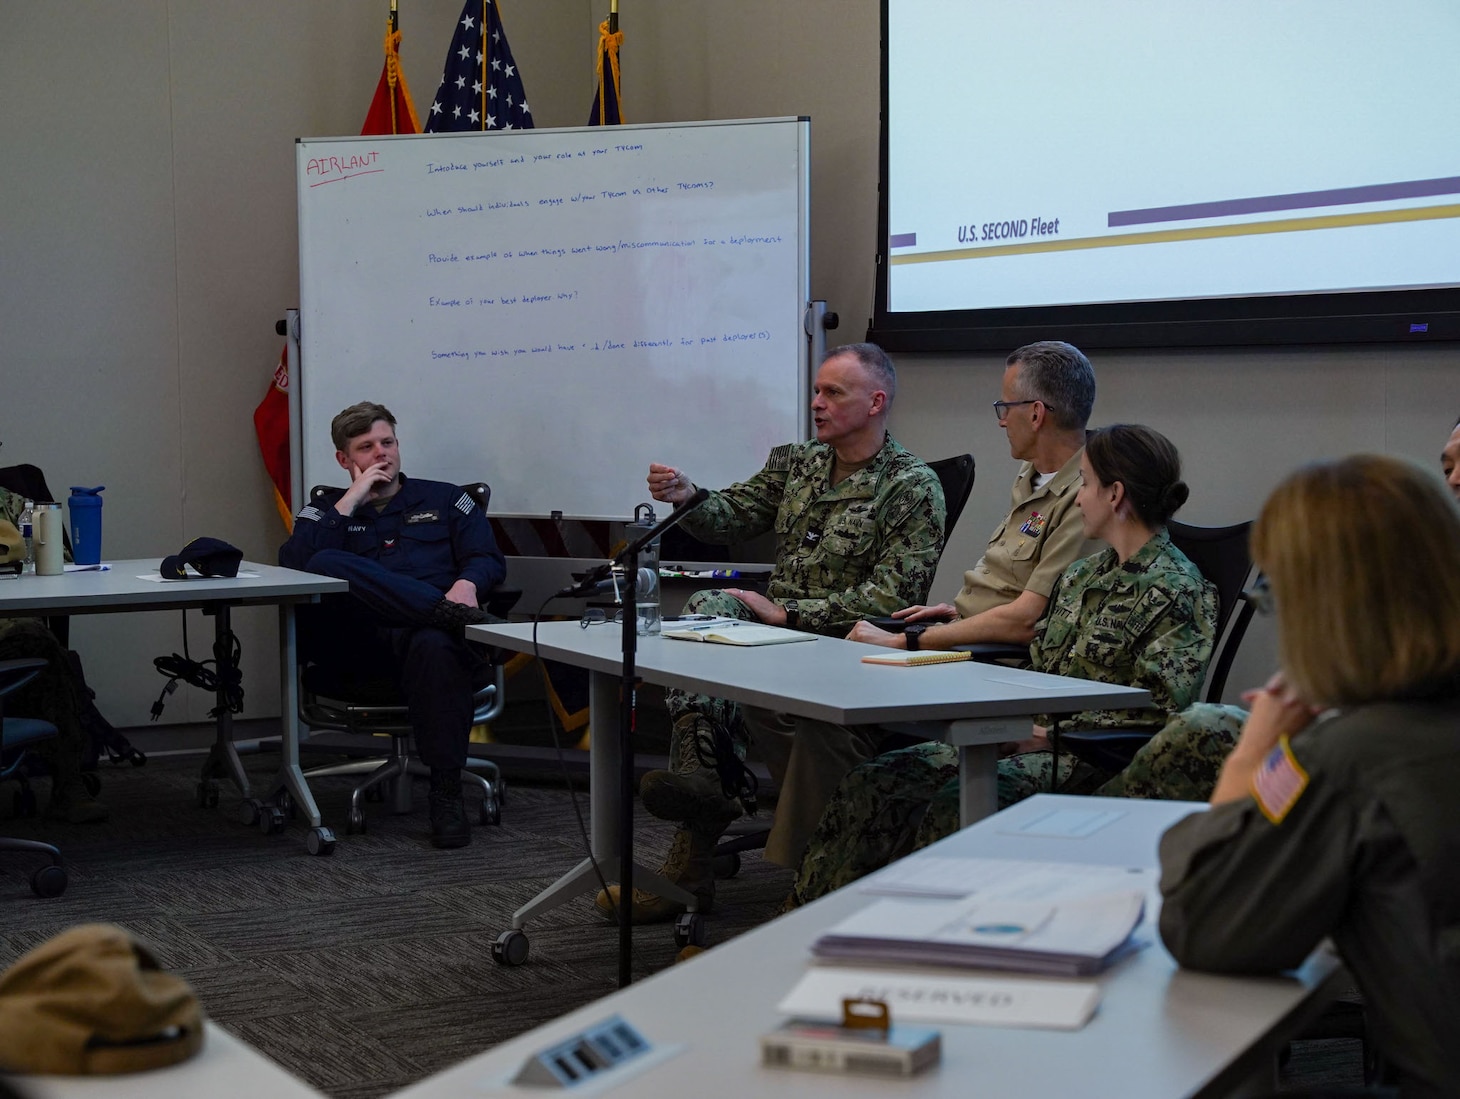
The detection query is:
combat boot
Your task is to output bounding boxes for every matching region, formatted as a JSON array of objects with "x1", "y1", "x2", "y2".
[
  {"x1": 593, "y1": 824, "x2": 718, "y2": 924},
  {"x1": 428, "y1": 767, "x2": 471, "y2": 849},
  {"x1": 639, "y1": 714, "x2": 743, "y2": 828},
  {"x1": 44, "y1": 781, "x2": 108, "y2": 824}
]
